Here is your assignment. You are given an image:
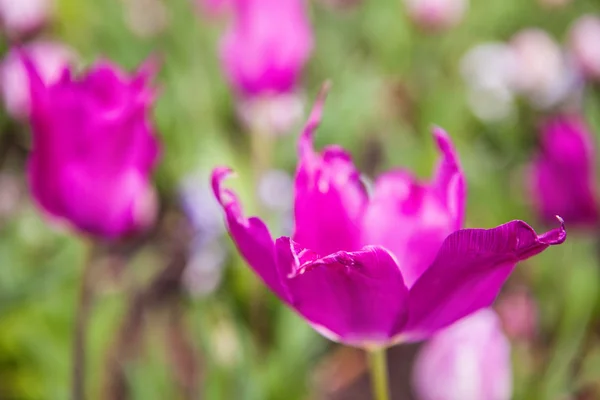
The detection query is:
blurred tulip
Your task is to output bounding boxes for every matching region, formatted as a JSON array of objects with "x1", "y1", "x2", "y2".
[
  {"x1": 212, "y1": 85, "x2": 566, "y2": 347},
  {"x1": 0, "y1": 41, "x2": 76, "y2": 119},
  {"x1": 403, "y1": 0, "x2": 468, "y2": 31},
  {"x1": 179, "y1": 172, "x2": 228, "y2": 296},
  {"x1": 196, "y1": 0, "x2": 231, "y2": 16},
  {"x1": 23, "y1": 57, "x2": 161, "y2": 239},
  {"x1": 530, "y1": 114, "x2": 598, "y2": 227},
  {"x1": 569, "y1": 15, "x2": 600, "y2": 82},
  {"x1": 495, "y1": 288, "x2": 538, "y2": 342},
  {"x1": 220, "y1": 0, "x2": 313, "y2": 97},
  {"x1": 122, "y1": 0, "x2": 170, "y2": 38},
  {"x1": 0, "y1": 0, "x2": 52, "y2": 37},
  {"x1": 460, "y1": 43, "x2": 519, "y2": 122},
  {"x1": 237, "y1": 92, "x2": 305, "y2": 135},
  {"x1": 317, "y1": 0, "x2": 363, "y2": 12},
  {"x1": 510, "y1": 29, "x2": 582, "y2": 110},
  {"x1": 412, "y1": 309, "x2": 512, "y2": 400},
  {"x1": 536, "y1": 0, "x2": 572, "y2": 8}
]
